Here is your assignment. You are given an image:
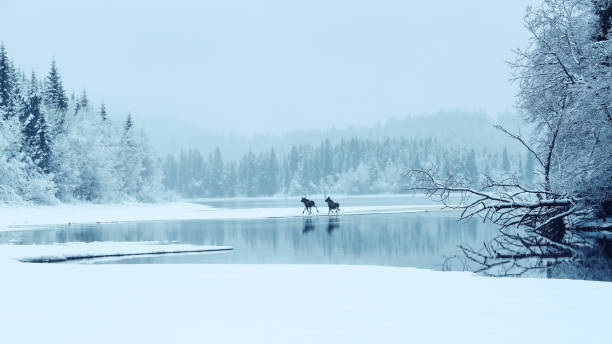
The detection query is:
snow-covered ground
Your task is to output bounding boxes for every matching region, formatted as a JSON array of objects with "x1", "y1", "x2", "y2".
[
  {"x1": 0, "y1": 201, "x2": 442, "y2": 231},
  {"x1": 1, "y1": 200, "x2": 608, "y2": 343},
  {"x1": 0, "y1": 263, "x2": 609, "y2": 344},
  {"x1": 0, "y1": 241, "x2": 232, "y2": 263}
]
